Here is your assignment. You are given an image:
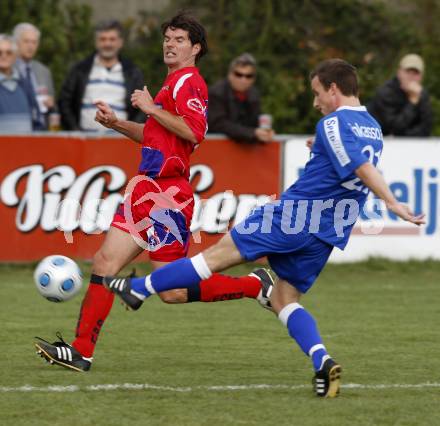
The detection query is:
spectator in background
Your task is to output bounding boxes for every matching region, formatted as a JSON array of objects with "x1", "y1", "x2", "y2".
[
  {"x1": 368, "y1": 54, "x2": 433, "y2": 136},
  {"x1": 58, "y1": 20, "x2": 144, "y2": 131},
  {"x1": 13, "y1": 23, "x2": 55, "y2": 130},
  {"x1": 208, "y1": 53, "x2": 274, "y2": 144},
  {"x1": 0, "y1": 34, "x2": 32, "y2": 133}
]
